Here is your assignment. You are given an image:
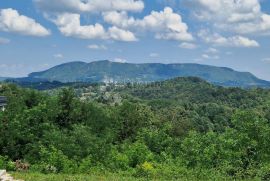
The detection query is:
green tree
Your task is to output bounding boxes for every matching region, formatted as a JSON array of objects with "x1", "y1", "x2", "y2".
[
  {"x1": 56, "y1": 88, "x2": 76, "y2": 127},
  {"x1": 116, "y1": 101, "x2": 154, "y2": 141}
]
